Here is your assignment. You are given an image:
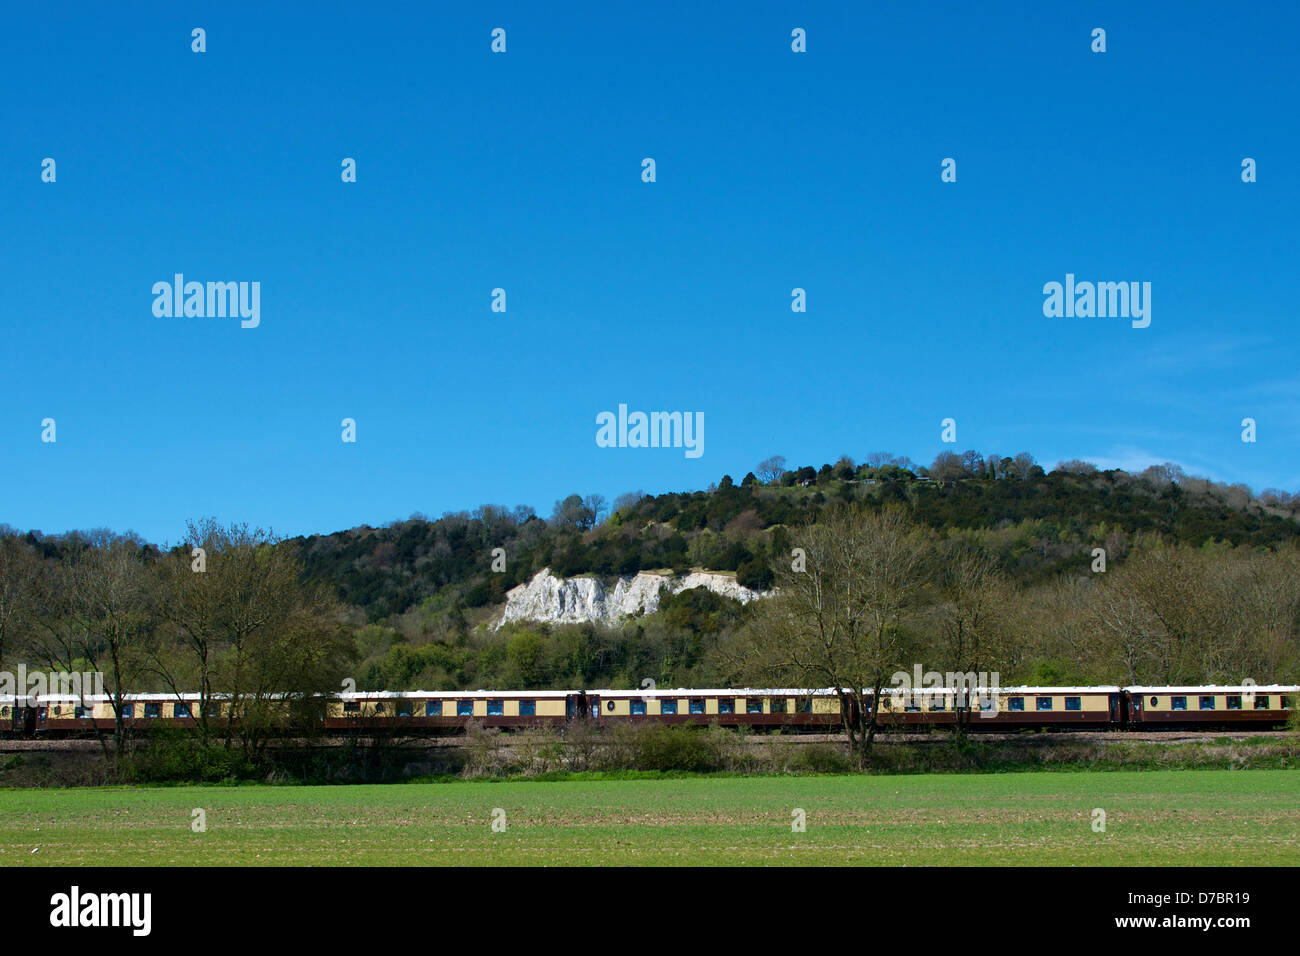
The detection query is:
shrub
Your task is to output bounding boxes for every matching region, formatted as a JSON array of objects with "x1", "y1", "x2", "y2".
[{"x1": 631, "y1": 724, "x2": 722, "y2": 772}]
